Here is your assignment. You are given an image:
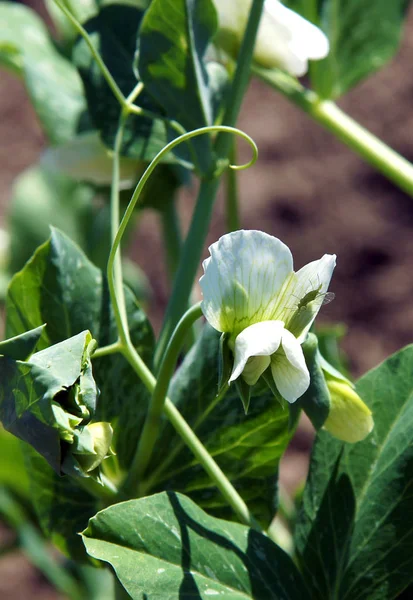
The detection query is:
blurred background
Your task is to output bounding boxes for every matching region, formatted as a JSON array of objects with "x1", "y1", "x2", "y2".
[{"x1": 1, "y1": 0, "x2": 413, "y2": 597}]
